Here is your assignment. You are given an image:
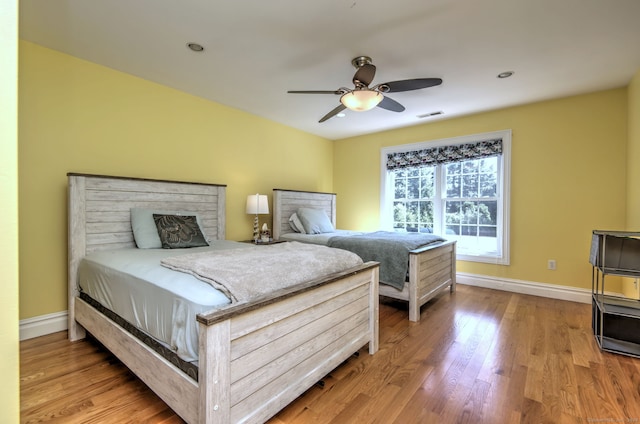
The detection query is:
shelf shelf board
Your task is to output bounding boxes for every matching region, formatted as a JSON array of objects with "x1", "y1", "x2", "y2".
[
  {"x1": 593, "y1": 230, "x2": 640, "y2": 237},
  {"x1": 593, "y1": 294, "x2": 640, "y2": 318},
  {"x1": 596, "y1": 266, "x2": 640, "y2": 278},
  {"x1": 595, "y1": 336, "x2": 640, "y2": 358}
]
